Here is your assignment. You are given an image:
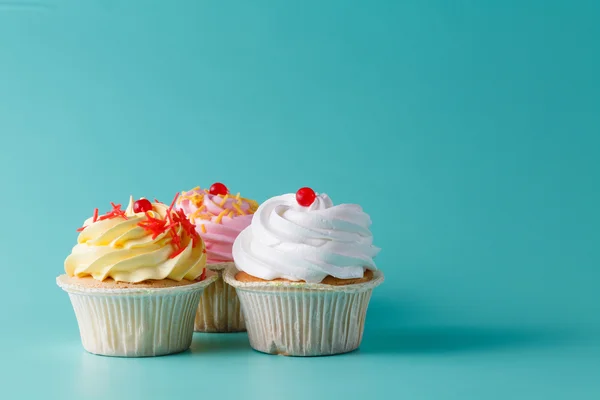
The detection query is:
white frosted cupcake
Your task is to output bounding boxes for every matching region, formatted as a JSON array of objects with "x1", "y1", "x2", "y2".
[
  {"x1": 225, "y1": 187, "x2": 383, "y2": 356},
  {"x1": 57, "y1": 195, "x2": 217, "y2": 357},
  {"x1": 176, "y1": 182, "x2": 259, "y2": 332}
]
